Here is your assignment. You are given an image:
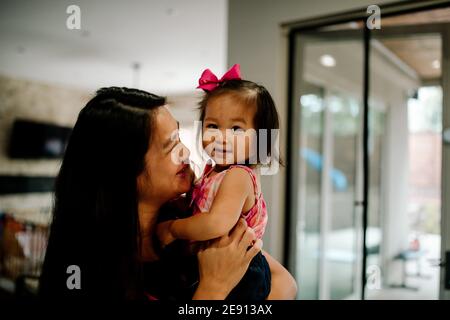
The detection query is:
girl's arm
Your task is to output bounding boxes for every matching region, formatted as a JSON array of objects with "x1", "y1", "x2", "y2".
[
  {"x1": 263, "y1": 250, "x2": 298, "y2": 300},
  {"x1": 159, "y1": 167, "x2": 254, "y2": 243}
]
